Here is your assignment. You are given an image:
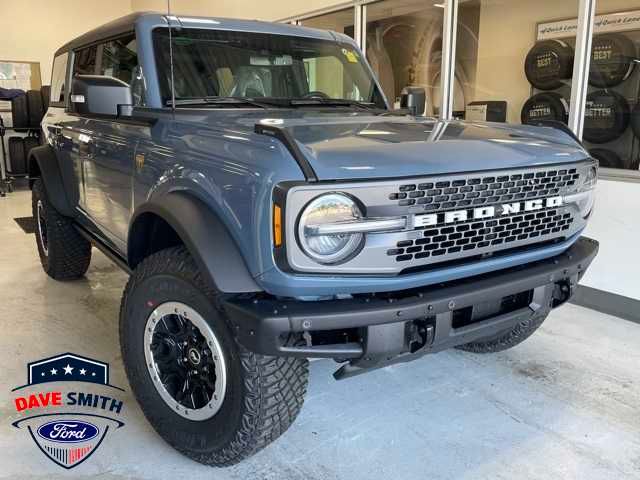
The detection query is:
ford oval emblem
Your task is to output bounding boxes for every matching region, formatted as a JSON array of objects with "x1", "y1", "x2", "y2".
[{"x1": 36, "y1": 420, "x2": 99, "y2": 444}]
